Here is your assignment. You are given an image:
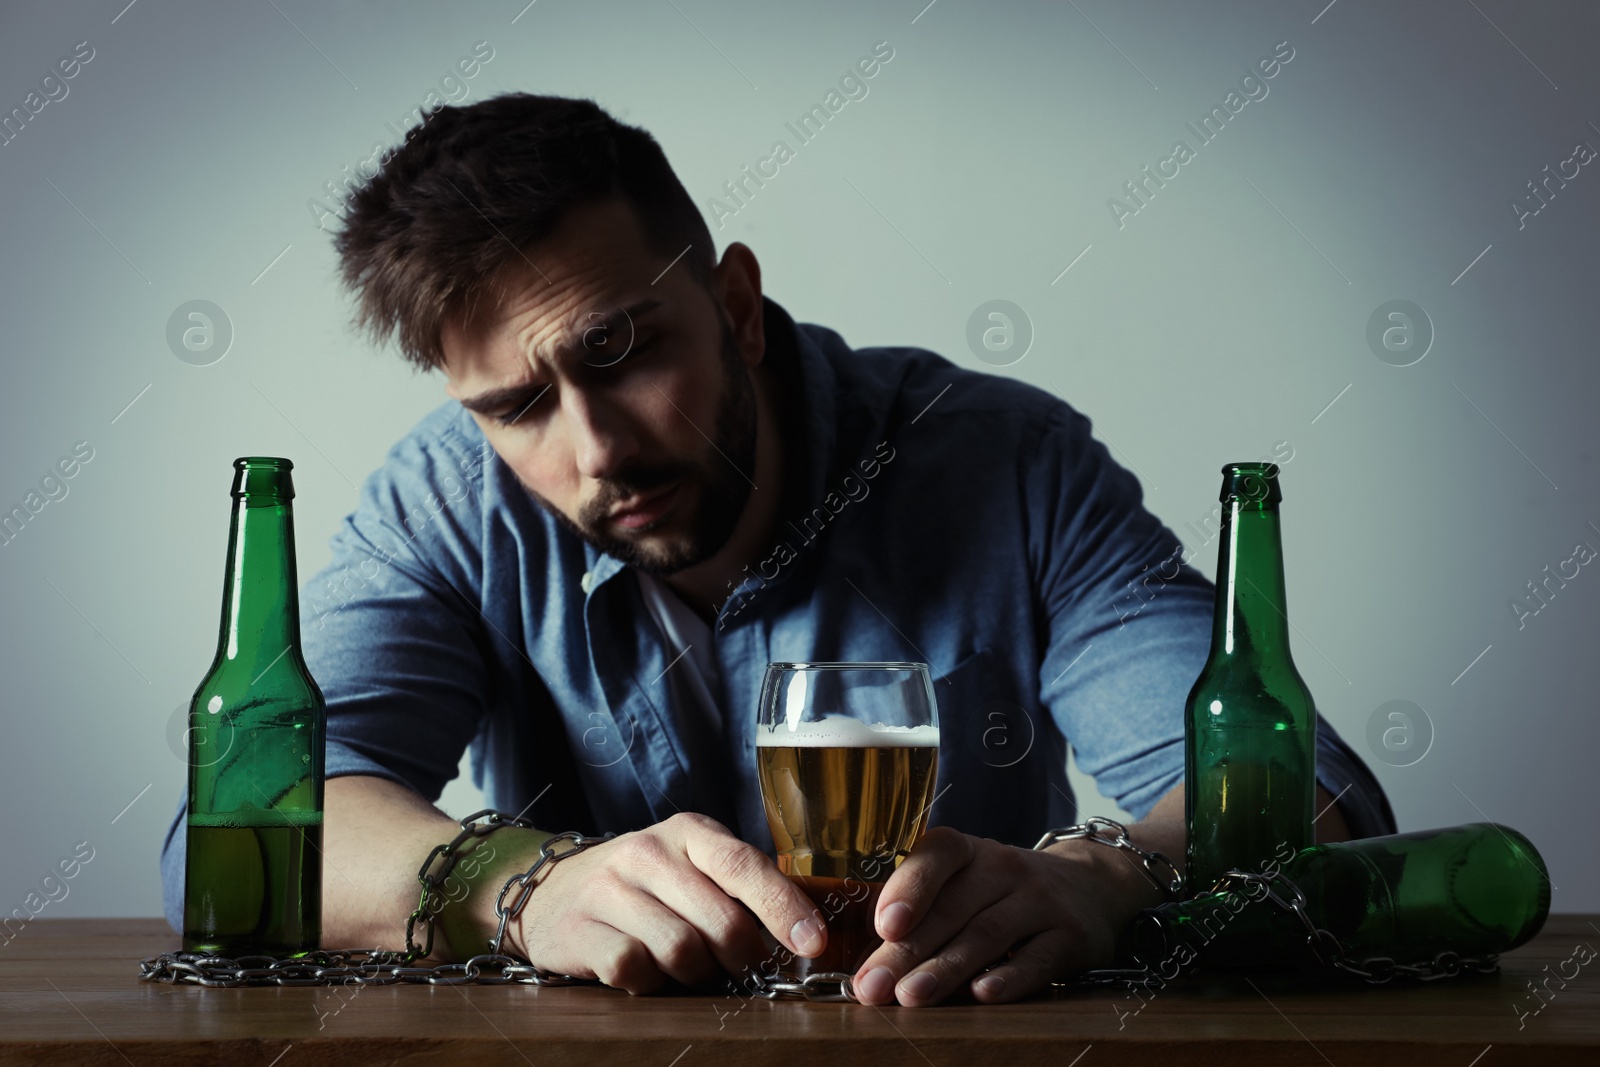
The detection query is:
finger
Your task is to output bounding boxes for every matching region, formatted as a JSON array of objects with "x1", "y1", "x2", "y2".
[
  {"x1": 568, "y1": 918, "x2": 667, "y2": 996},
  {"x1": 678, "y1": 815, "x2": 827, "y2": 959},
  {"x1": 852, "y1": 863, "x2": 1010, "y2": 1004},
  {"x1": 873, "y1": 827, "x2": 977, "y2": 942},
  {"x1": 594, "y1": 884, "x2": 723, "y2": 988},
  {"x1": 605, "y1": 816, "x2": 775, "y2": 976},
  {"x1": 968, "y1": 928, "x2": 1078, "y2": 1005},
  {"x1": 642, "y1": 862, "x2": 773, "y2": 979},
  {"x1": 888, "y1": 896, "x2": 1052, "y2": 1007}
]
